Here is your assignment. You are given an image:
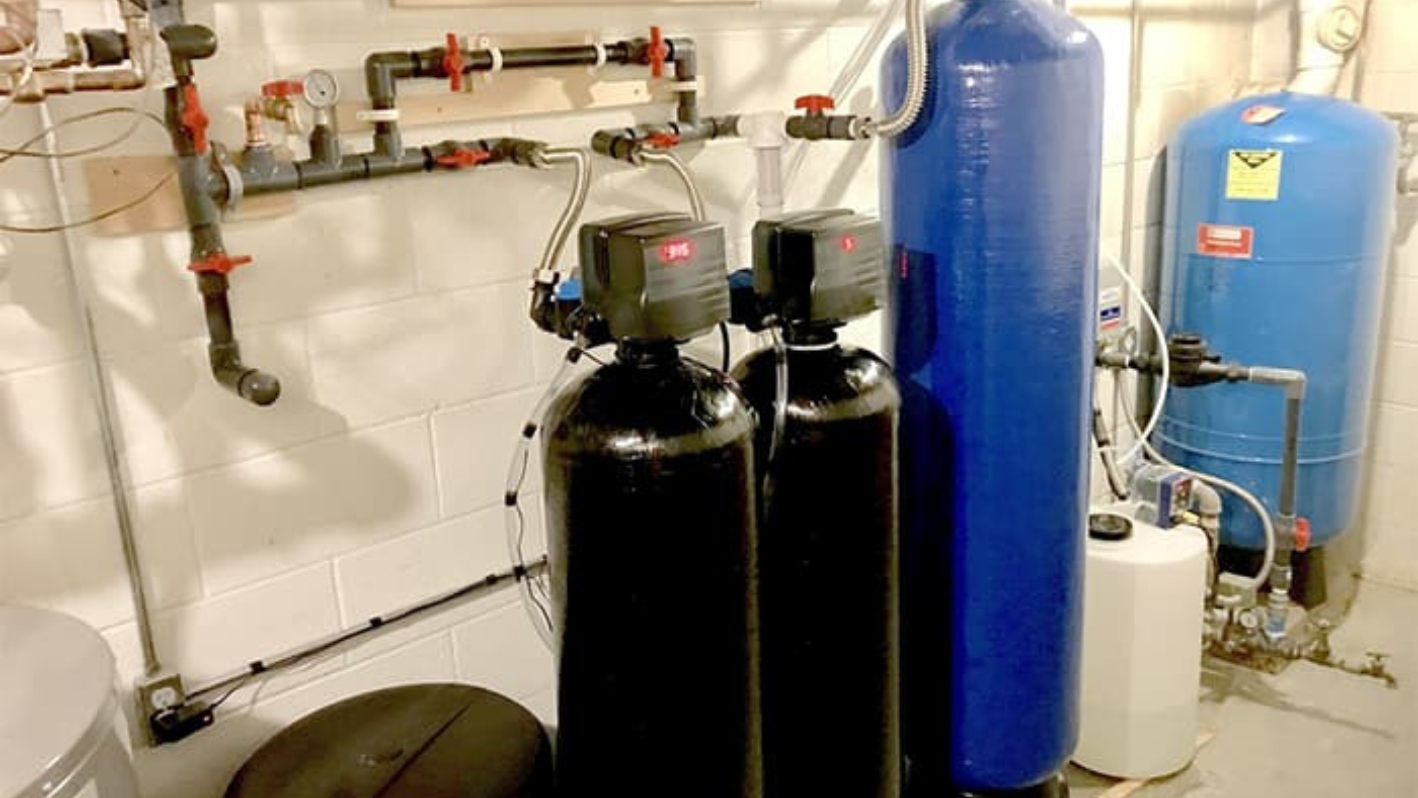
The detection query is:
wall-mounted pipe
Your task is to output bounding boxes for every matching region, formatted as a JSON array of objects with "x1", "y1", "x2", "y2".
[
  {"x1": 1289, "y1": 0, "x2": 1365, "y2": 96},
  {"x1": 364, "y1": 34, "x2": 695, "y2": 157},
  {"x1": 0, "y1": 12, "x2": 149, "y2": 101},
  {"x1": 590, "y1": 116, "x2": 740, "y2": 163},
  {"x1": 160, "y1": 21, "x2": 572, "y2": 405}
]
